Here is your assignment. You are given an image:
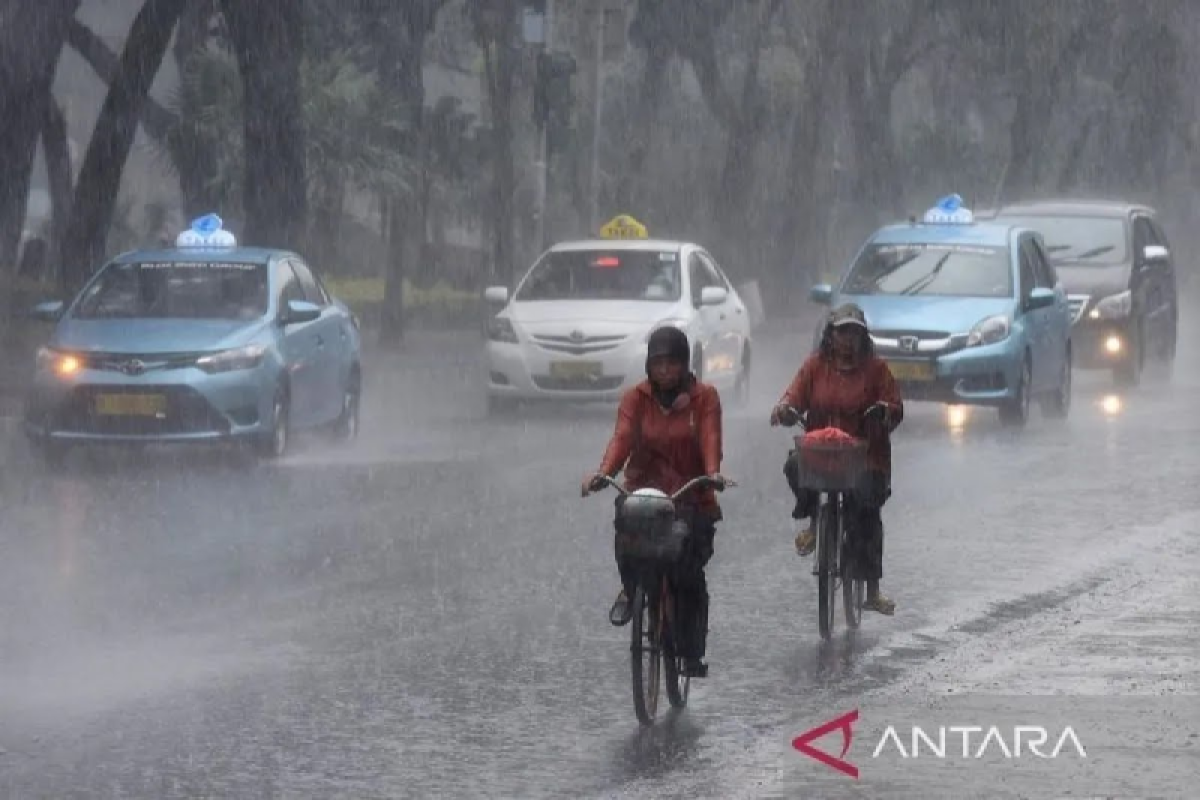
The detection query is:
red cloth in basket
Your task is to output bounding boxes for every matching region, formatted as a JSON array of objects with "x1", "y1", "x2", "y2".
[{"x1": 794, "y1": 427, "x2": 868, "y2": 487}]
